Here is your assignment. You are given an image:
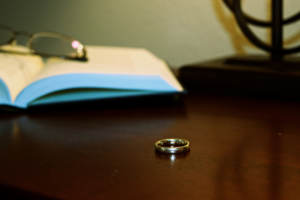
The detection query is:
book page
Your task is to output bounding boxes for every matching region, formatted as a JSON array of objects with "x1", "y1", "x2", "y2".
[
  {"x1": 0, "y1": 45, "x2": 44, "y2": 102},
  {"x1": 33, "y1": 46, "x2": 183, "y2": 91}
]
